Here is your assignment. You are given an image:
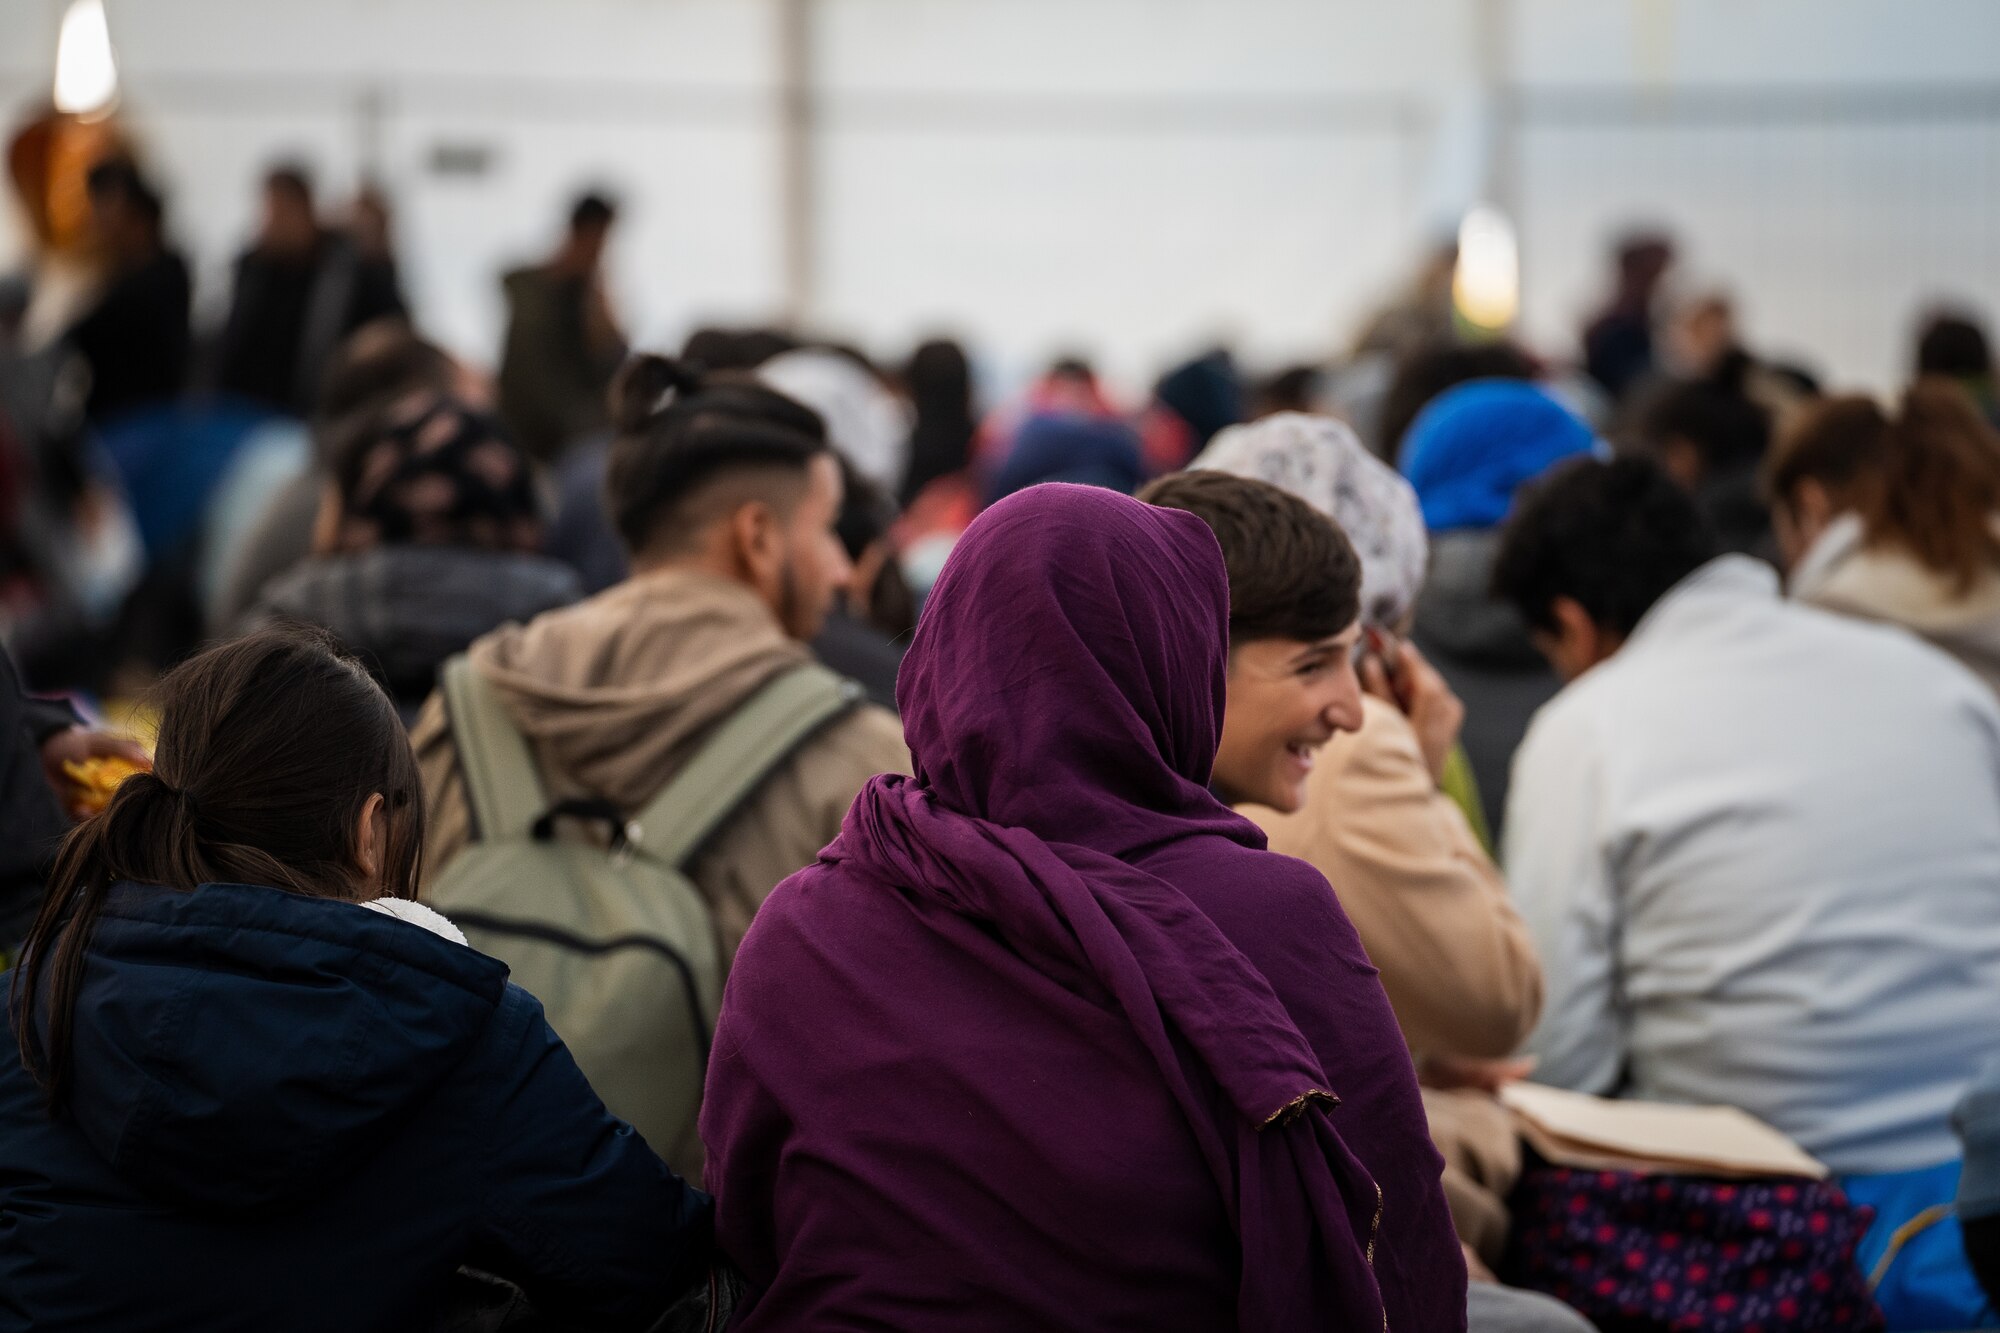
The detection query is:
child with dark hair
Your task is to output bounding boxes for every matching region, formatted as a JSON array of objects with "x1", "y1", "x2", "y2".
[
  {"x1": 1495, "y1": 456, "x2": 2000, "y2": 1330},
  {"x1": 0, "y1": 626, "x2": 711, "y2": 1330}
]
